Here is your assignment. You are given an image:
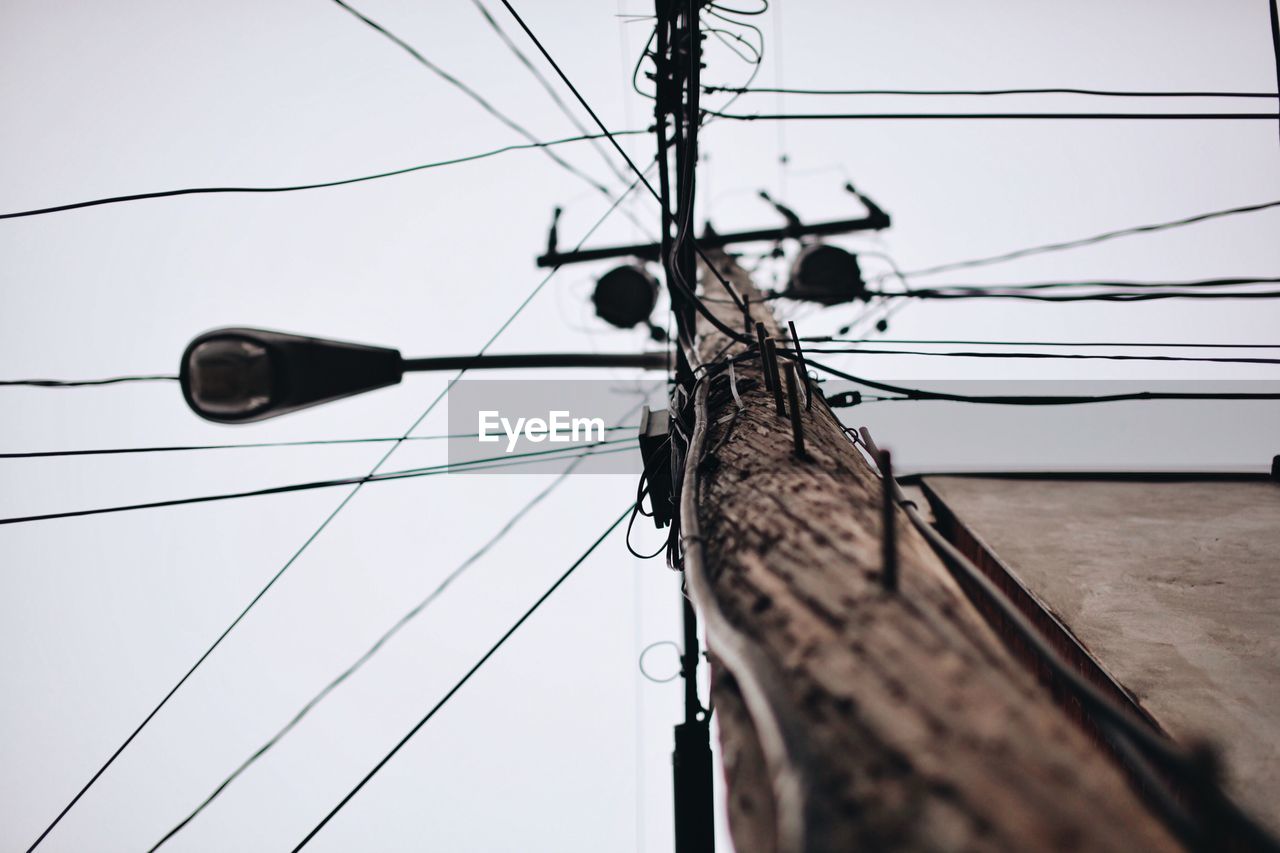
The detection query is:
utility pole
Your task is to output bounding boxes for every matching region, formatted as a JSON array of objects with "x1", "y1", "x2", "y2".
[
  {"x1": 683, "y1": 252, "x2": 1181, "y2": 852},
  {"x1": 651, "y1": 2, "x2": 716, "y2": 852}
]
